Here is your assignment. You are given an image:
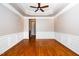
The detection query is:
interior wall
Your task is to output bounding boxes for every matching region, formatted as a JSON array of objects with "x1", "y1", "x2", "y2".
[
  {"x1": 0, "y1": 4, "x2": 24, "y2": 54},
  {"x1": 24, "y1": 17, "x2": 55, "y2": 39},
  {"x1": 54, "y1": 3, "x2": 79, "y2": 54},
  {"x1": 54, "y1": 3, "x2": 79, "y2": 35},
  {"x1": 24, "y1": 17, "x2": 29, "y2": 39},
  {"x1": 36, "y1": 17, "x2": 54, "y2": 32},
  {"x1": 0, "y1": 4, "x2": 24, "y2": 36},
  {"x1": 36, "y1": 17, "x2": 55, "y2": 39}
]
